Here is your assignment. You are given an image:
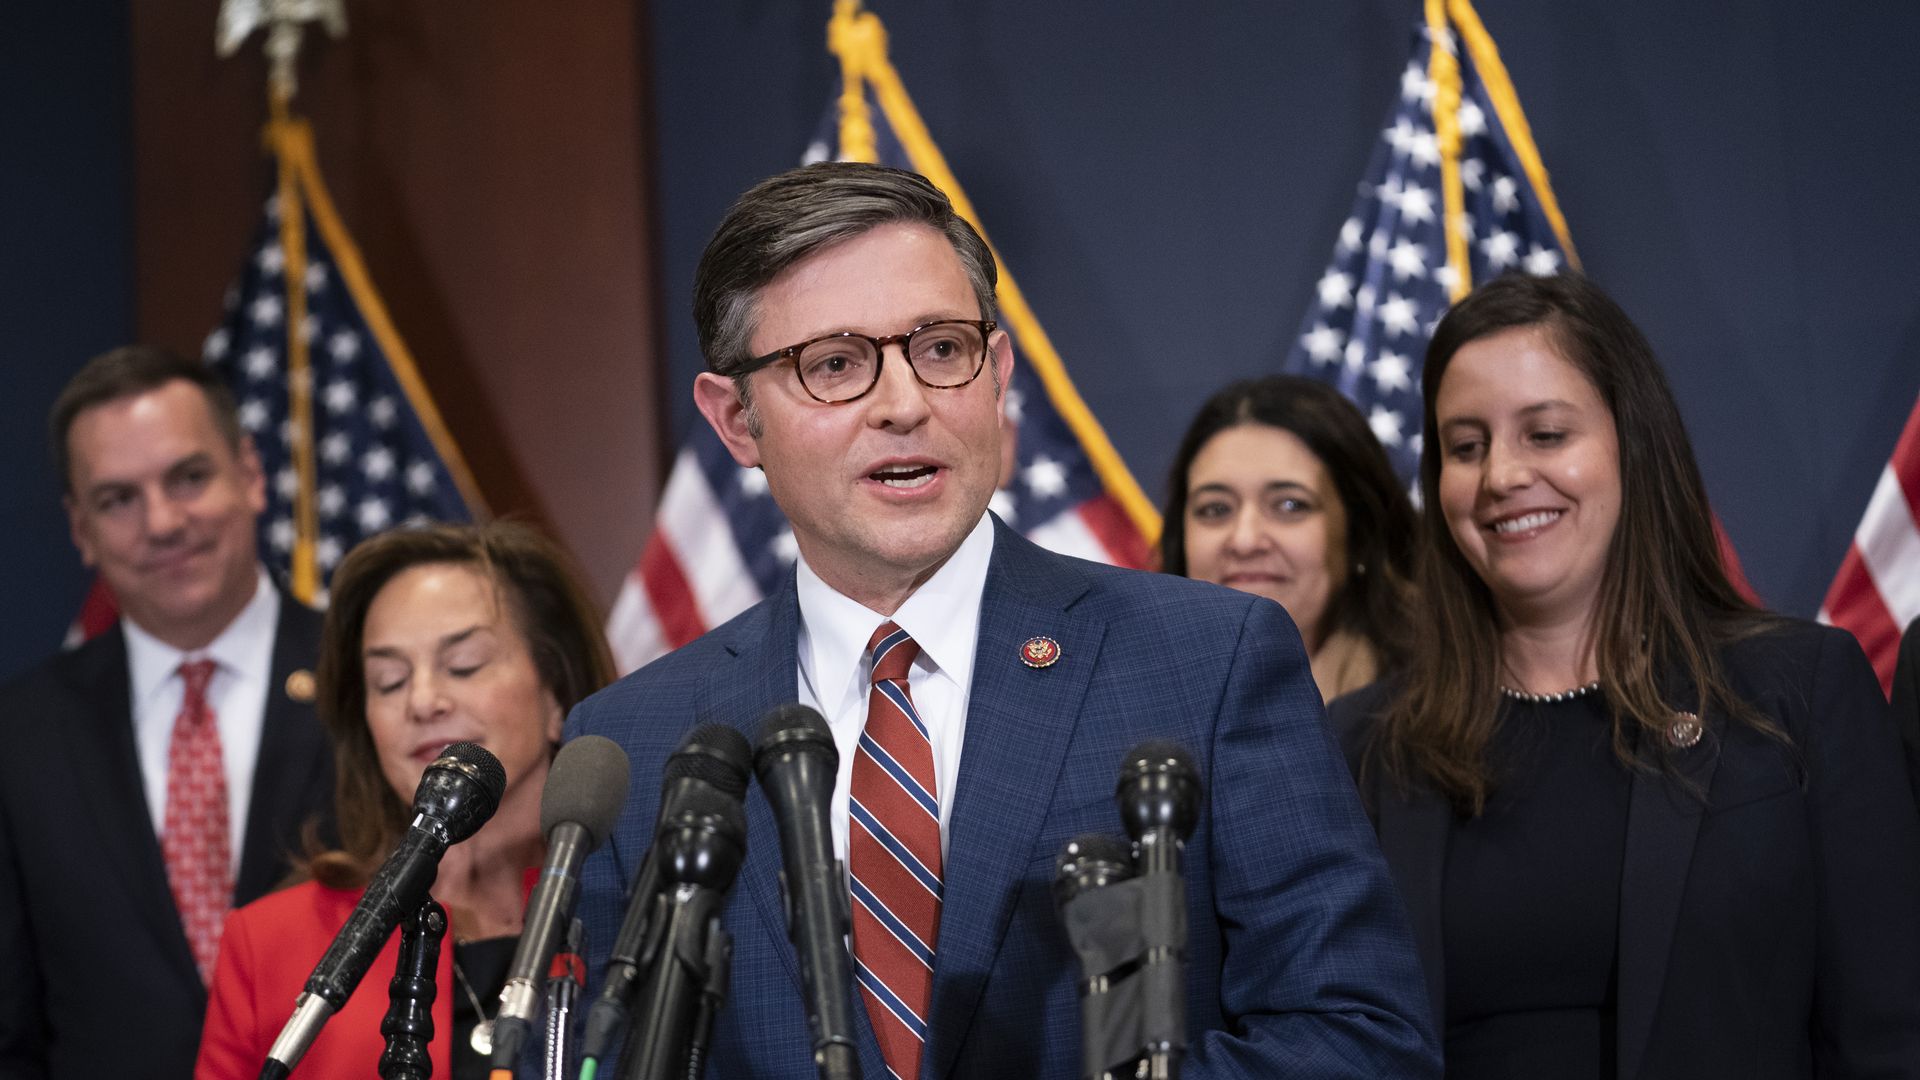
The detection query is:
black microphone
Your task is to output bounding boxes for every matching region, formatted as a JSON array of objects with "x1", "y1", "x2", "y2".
[
  {"x1": 488, "y1": 734, "x2": 631, "y2": 1068},
  {"x1": 1053, "y1": 832, "x2": 1136, "y2": 910},
  {"x1": 753, "y1": 703, "x2": 860, "y2": 1080},
  {"x1": 1055, "y1": 833, "x2": 1140, "y2": 1080},
  {"x1": 258, "y1": 742, "x2": 505, "y2": 1080},
  {"x1": 581, "y1": 724, "x2": 752, "y2": 1069},
  {"x1": 1115, "y1": 741, "x2": 1201, "y2": 1080},
  {"x1": 622, "y1": 778, "x2": 749, "y2": 1080}
]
